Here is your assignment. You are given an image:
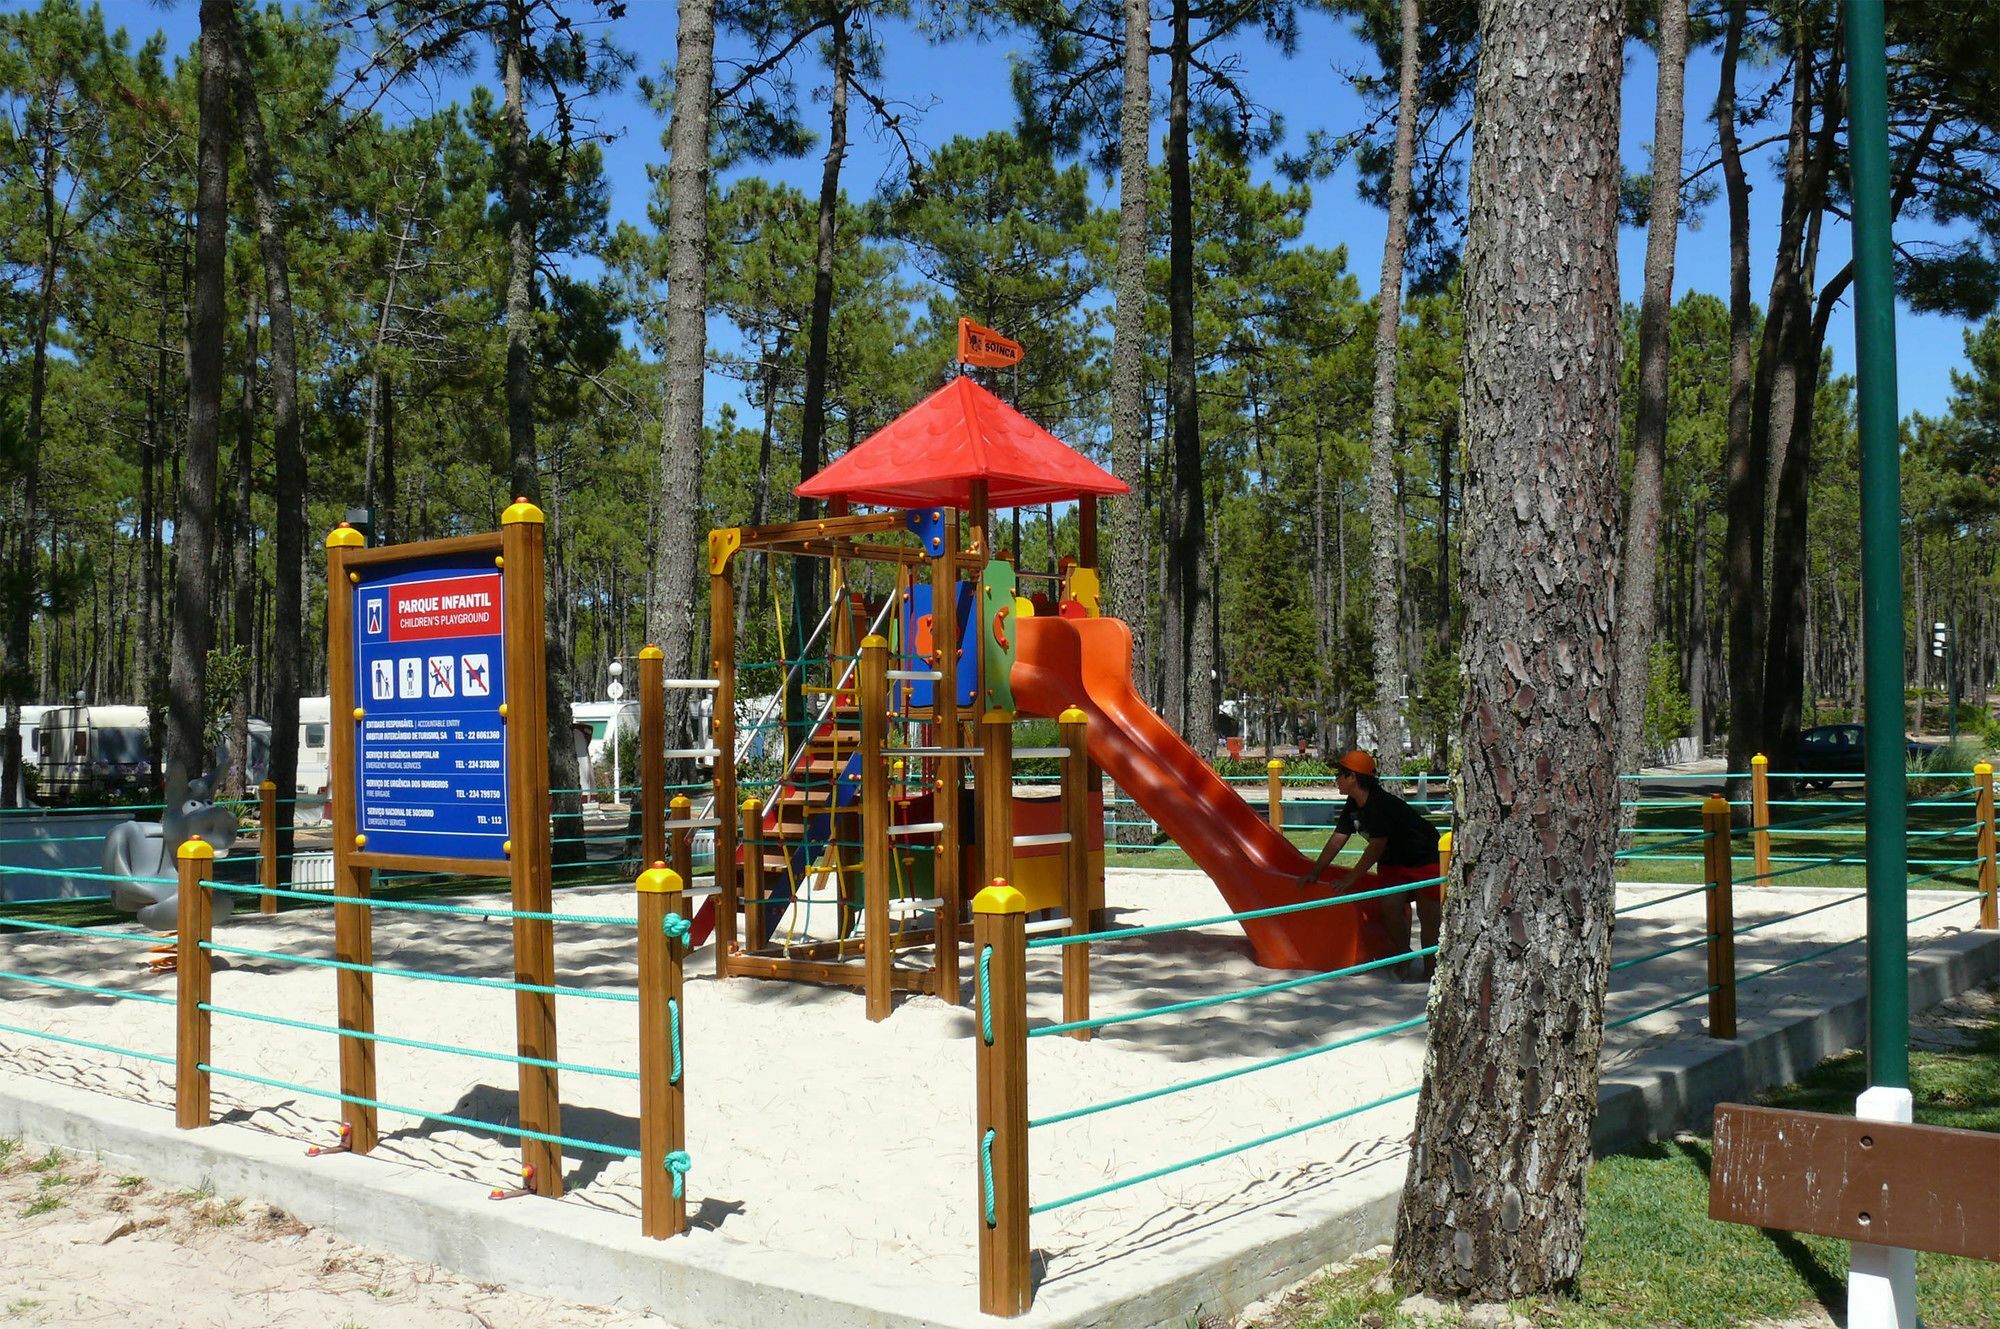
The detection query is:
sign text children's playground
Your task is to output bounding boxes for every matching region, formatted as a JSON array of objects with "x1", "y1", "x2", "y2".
[{"x1": 352, "y1": 564, "x2": 510, "y2": 859}]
